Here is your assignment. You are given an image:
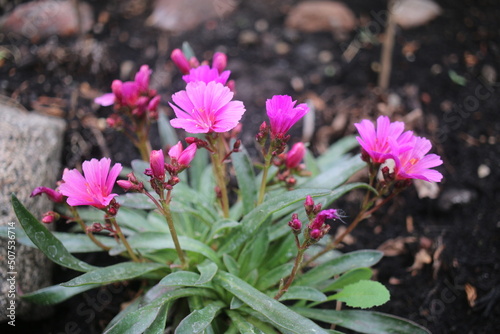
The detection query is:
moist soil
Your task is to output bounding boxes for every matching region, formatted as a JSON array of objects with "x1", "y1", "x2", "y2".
[{"x1": 1, "y1": 0, "x2": 499, "y2": 333}]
